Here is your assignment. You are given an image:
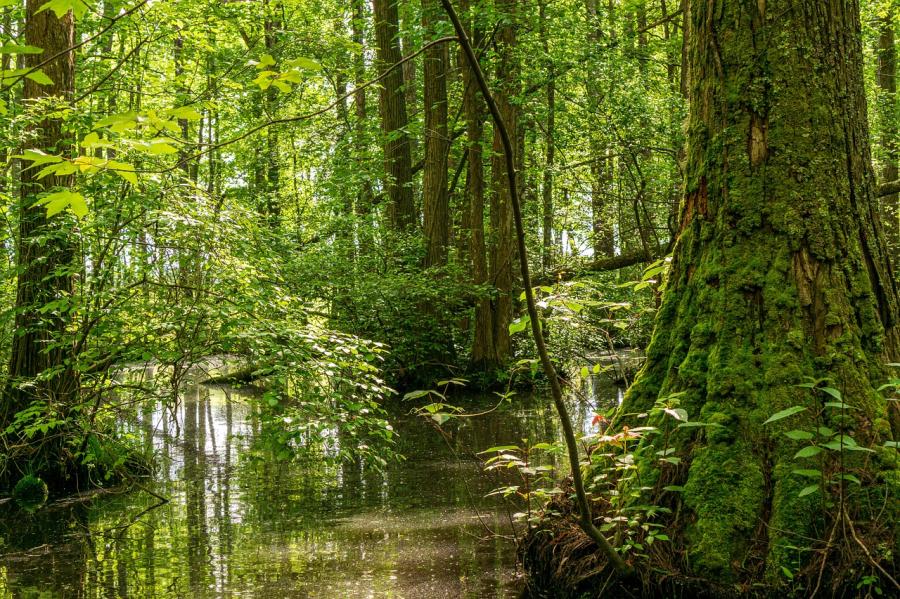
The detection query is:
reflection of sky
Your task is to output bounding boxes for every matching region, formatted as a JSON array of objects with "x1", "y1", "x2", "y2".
[{"x1": 3, "y1": 383, "x2": 629, "y2": 598}]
